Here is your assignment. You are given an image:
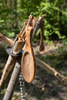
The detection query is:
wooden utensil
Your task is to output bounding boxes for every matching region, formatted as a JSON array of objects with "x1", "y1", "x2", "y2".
[
  {"x1": 39, "y1": 21, "x2": 45, "y2": 54},
  {"x1": 21, "y1": 26, "x2": 36, "y2": 83}
]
